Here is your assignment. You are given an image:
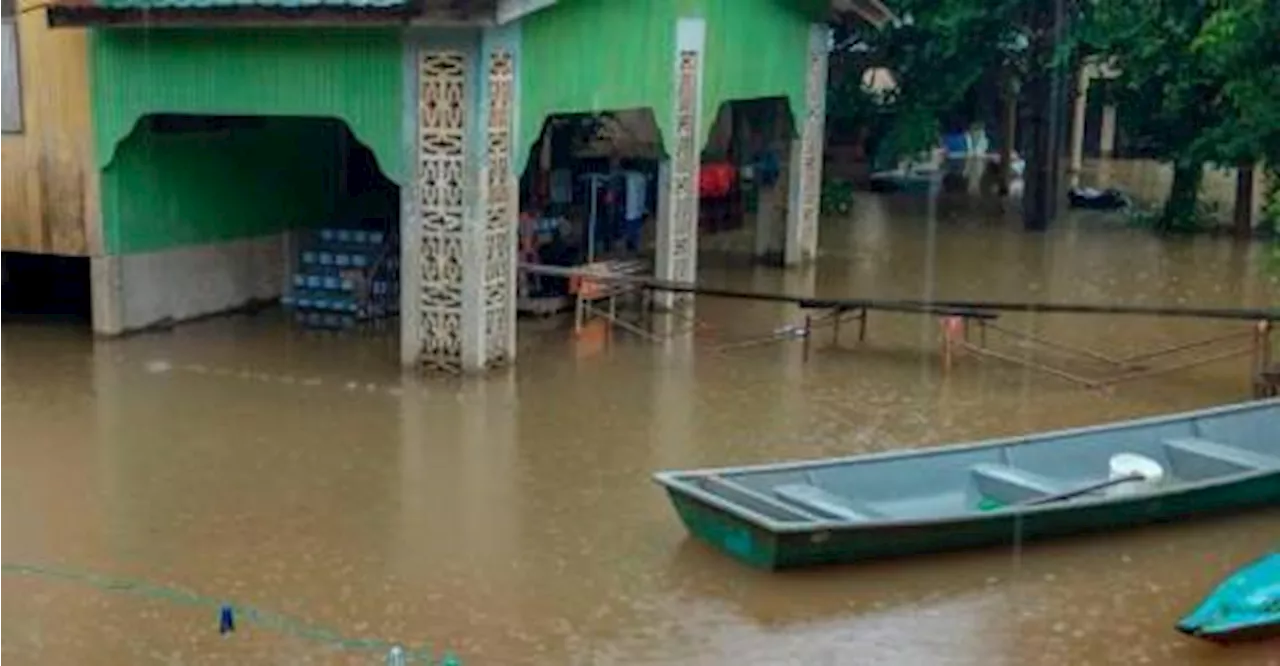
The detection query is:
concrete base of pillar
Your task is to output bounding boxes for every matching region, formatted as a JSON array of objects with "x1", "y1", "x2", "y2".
[{"x1": 91, "y1": 234, "x2": 288, "y2": 334}]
